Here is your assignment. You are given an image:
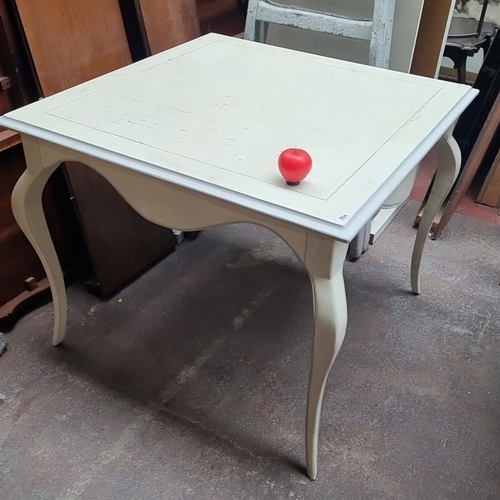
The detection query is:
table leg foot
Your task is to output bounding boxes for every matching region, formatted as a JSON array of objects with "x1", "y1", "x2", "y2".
[
  {"x1": 411, "y1": 133, "x2": 460, "y2": 294},
  {"x1": 304, "y1": 235, "x2": 348, "y2": 480},
  {"x1": 11, "y1": 166, "x2": 67, "y2": 346}
]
